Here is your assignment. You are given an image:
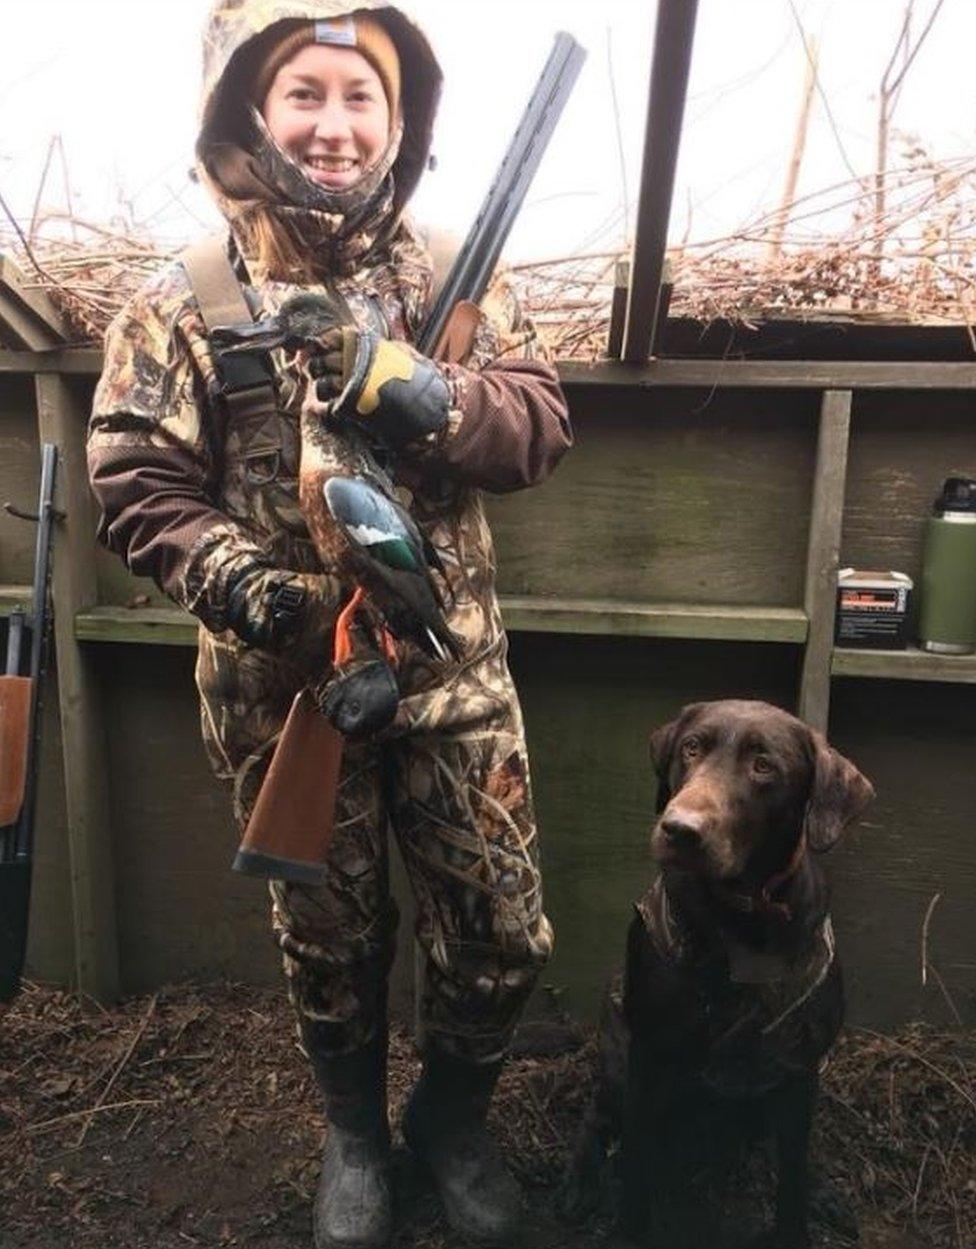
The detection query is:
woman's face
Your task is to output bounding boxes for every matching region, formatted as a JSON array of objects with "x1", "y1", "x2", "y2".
[{"x1": 261, "y1": 43, "x2": 391, "y2": 191}]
